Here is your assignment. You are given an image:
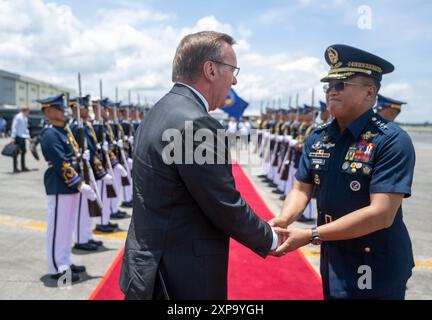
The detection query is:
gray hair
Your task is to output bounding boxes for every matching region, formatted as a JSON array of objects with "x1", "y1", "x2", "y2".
[{"x1": 172, "y1": 31, "x2": 236, "y2": 83}]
